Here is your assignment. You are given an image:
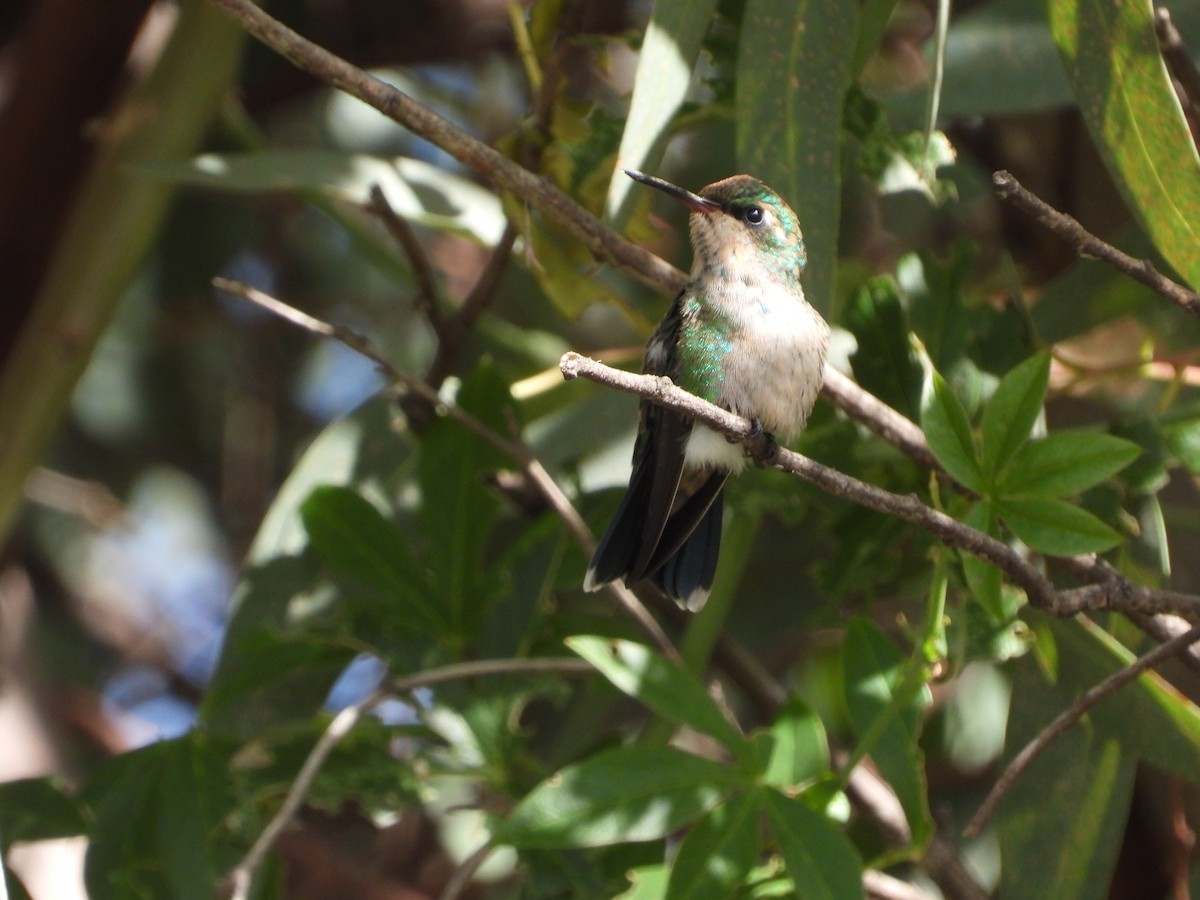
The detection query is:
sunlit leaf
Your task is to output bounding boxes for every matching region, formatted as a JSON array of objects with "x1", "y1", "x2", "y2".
[
  {"x1": 566, "y1": 636, "x2": 748, "y2": 755},
  {"x1": 762, "y1": 788, "x2": 864, "y2": 899},
  {"x1": 737, "y1": 0, "x2": 859, "y2": 312},
  {"x1": 605, "y1": 0, "x2": 720, "y2": 225},
  {"x1": 921, "y1": 368, "x2": 983, "y2": 492},
  {"x1": 997, "y1": 496, "x2": 1122, "y2": 555},
  {"x1": 979, "y1": 352, "x2": 1049, "y2": 479},
  {"x1": 496, "y1": 746, "x2": 737, "y2": 847},
  {"x1": 1000, "y1": 433, "x2": 1141, "y2": 498},
  {"x1": 1051, "y1": 0, "x2": 1200, "y2": 290},
  {"x1": 666, "y1": 792, "x2": 760, "y2": 899},
  {"x1": 762, "y1": 697, "x2": 829, "y2": 790},
  {"x1": 843, "y1": 618, "x2": 932, "y2": 845},
  {"x1": 135, "y1": 150, "x2": 507, "y2": 245}
]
